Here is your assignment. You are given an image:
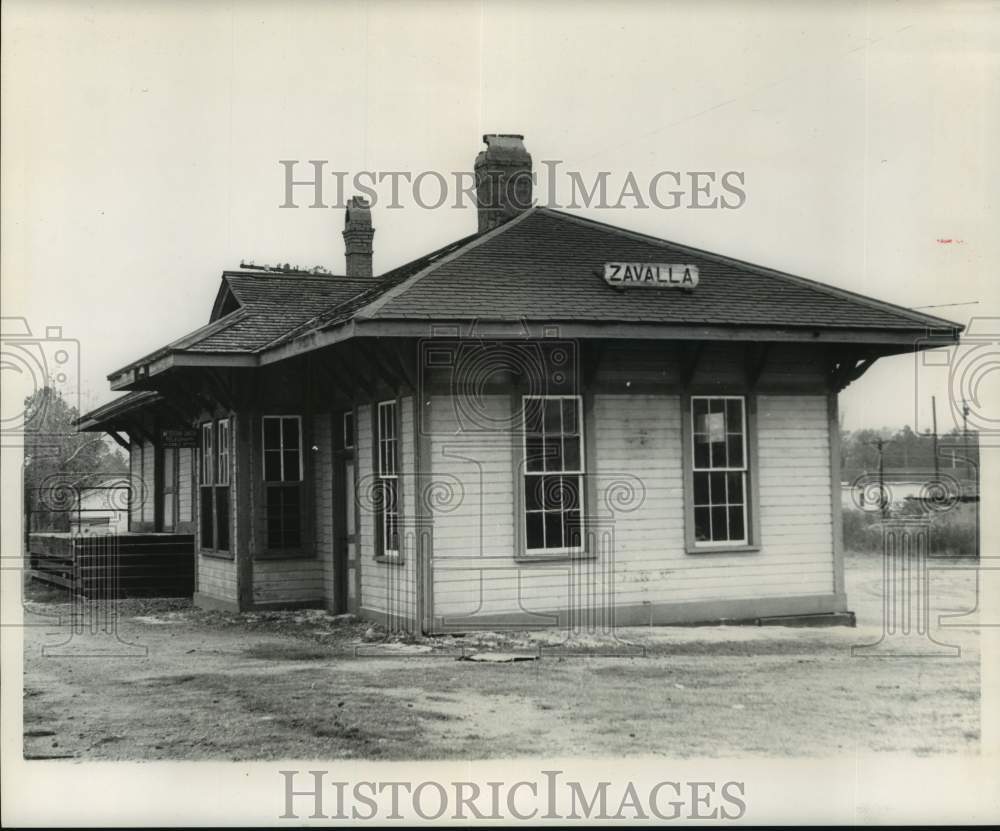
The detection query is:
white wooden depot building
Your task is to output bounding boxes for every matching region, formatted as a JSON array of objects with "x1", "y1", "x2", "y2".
[{"x1": 78, "y1": 134, "x2": 962, "y2": 632}]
